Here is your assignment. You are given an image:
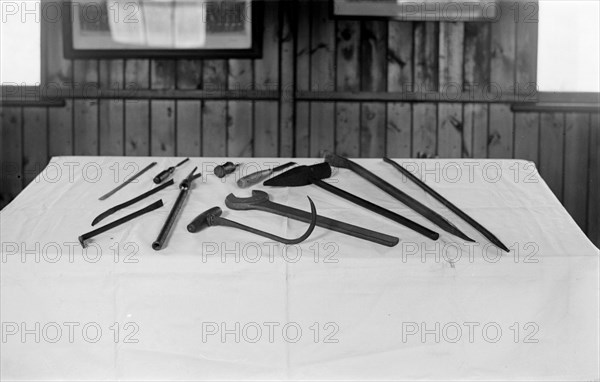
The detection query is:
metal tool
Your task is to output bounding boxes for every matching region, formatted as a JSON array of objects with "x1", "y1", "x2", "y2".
[
  {"x1": 383, "y1": 157, "x2": 510, "y2": 252},
  {"x1": 188, "y1": 197, "x2": 317, "y2": 245},
  {"x1": 324, "y1": 152, "x2": 474, "y2": 242},
  {"x1": 225, "y1": 190, "x2": 399, "y2": 247},
  {"x1": 99, "y1": 162, "x2": 157, "y2": 201},
  {"x1": 153, "y1": 158, "x2": 189, "y2": 184},
  {"x1": 264, "y1": 163, "x2": 439, "y2": 241},
  {"x1": 237, "y1": 162, "x2": 296, "y2": 188},
  {"x1": 214, "y1": 162, "x2": 240, "y2": 178},
  {"x1": 152, "y1": 167, "x2": 202, "y2": 251},
  {"x1": 92, "y1": 179, "x2": 175, "y2": 226},
  {"x1": 79, "y1": 199, "x2": 164, "y2": 248}
]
